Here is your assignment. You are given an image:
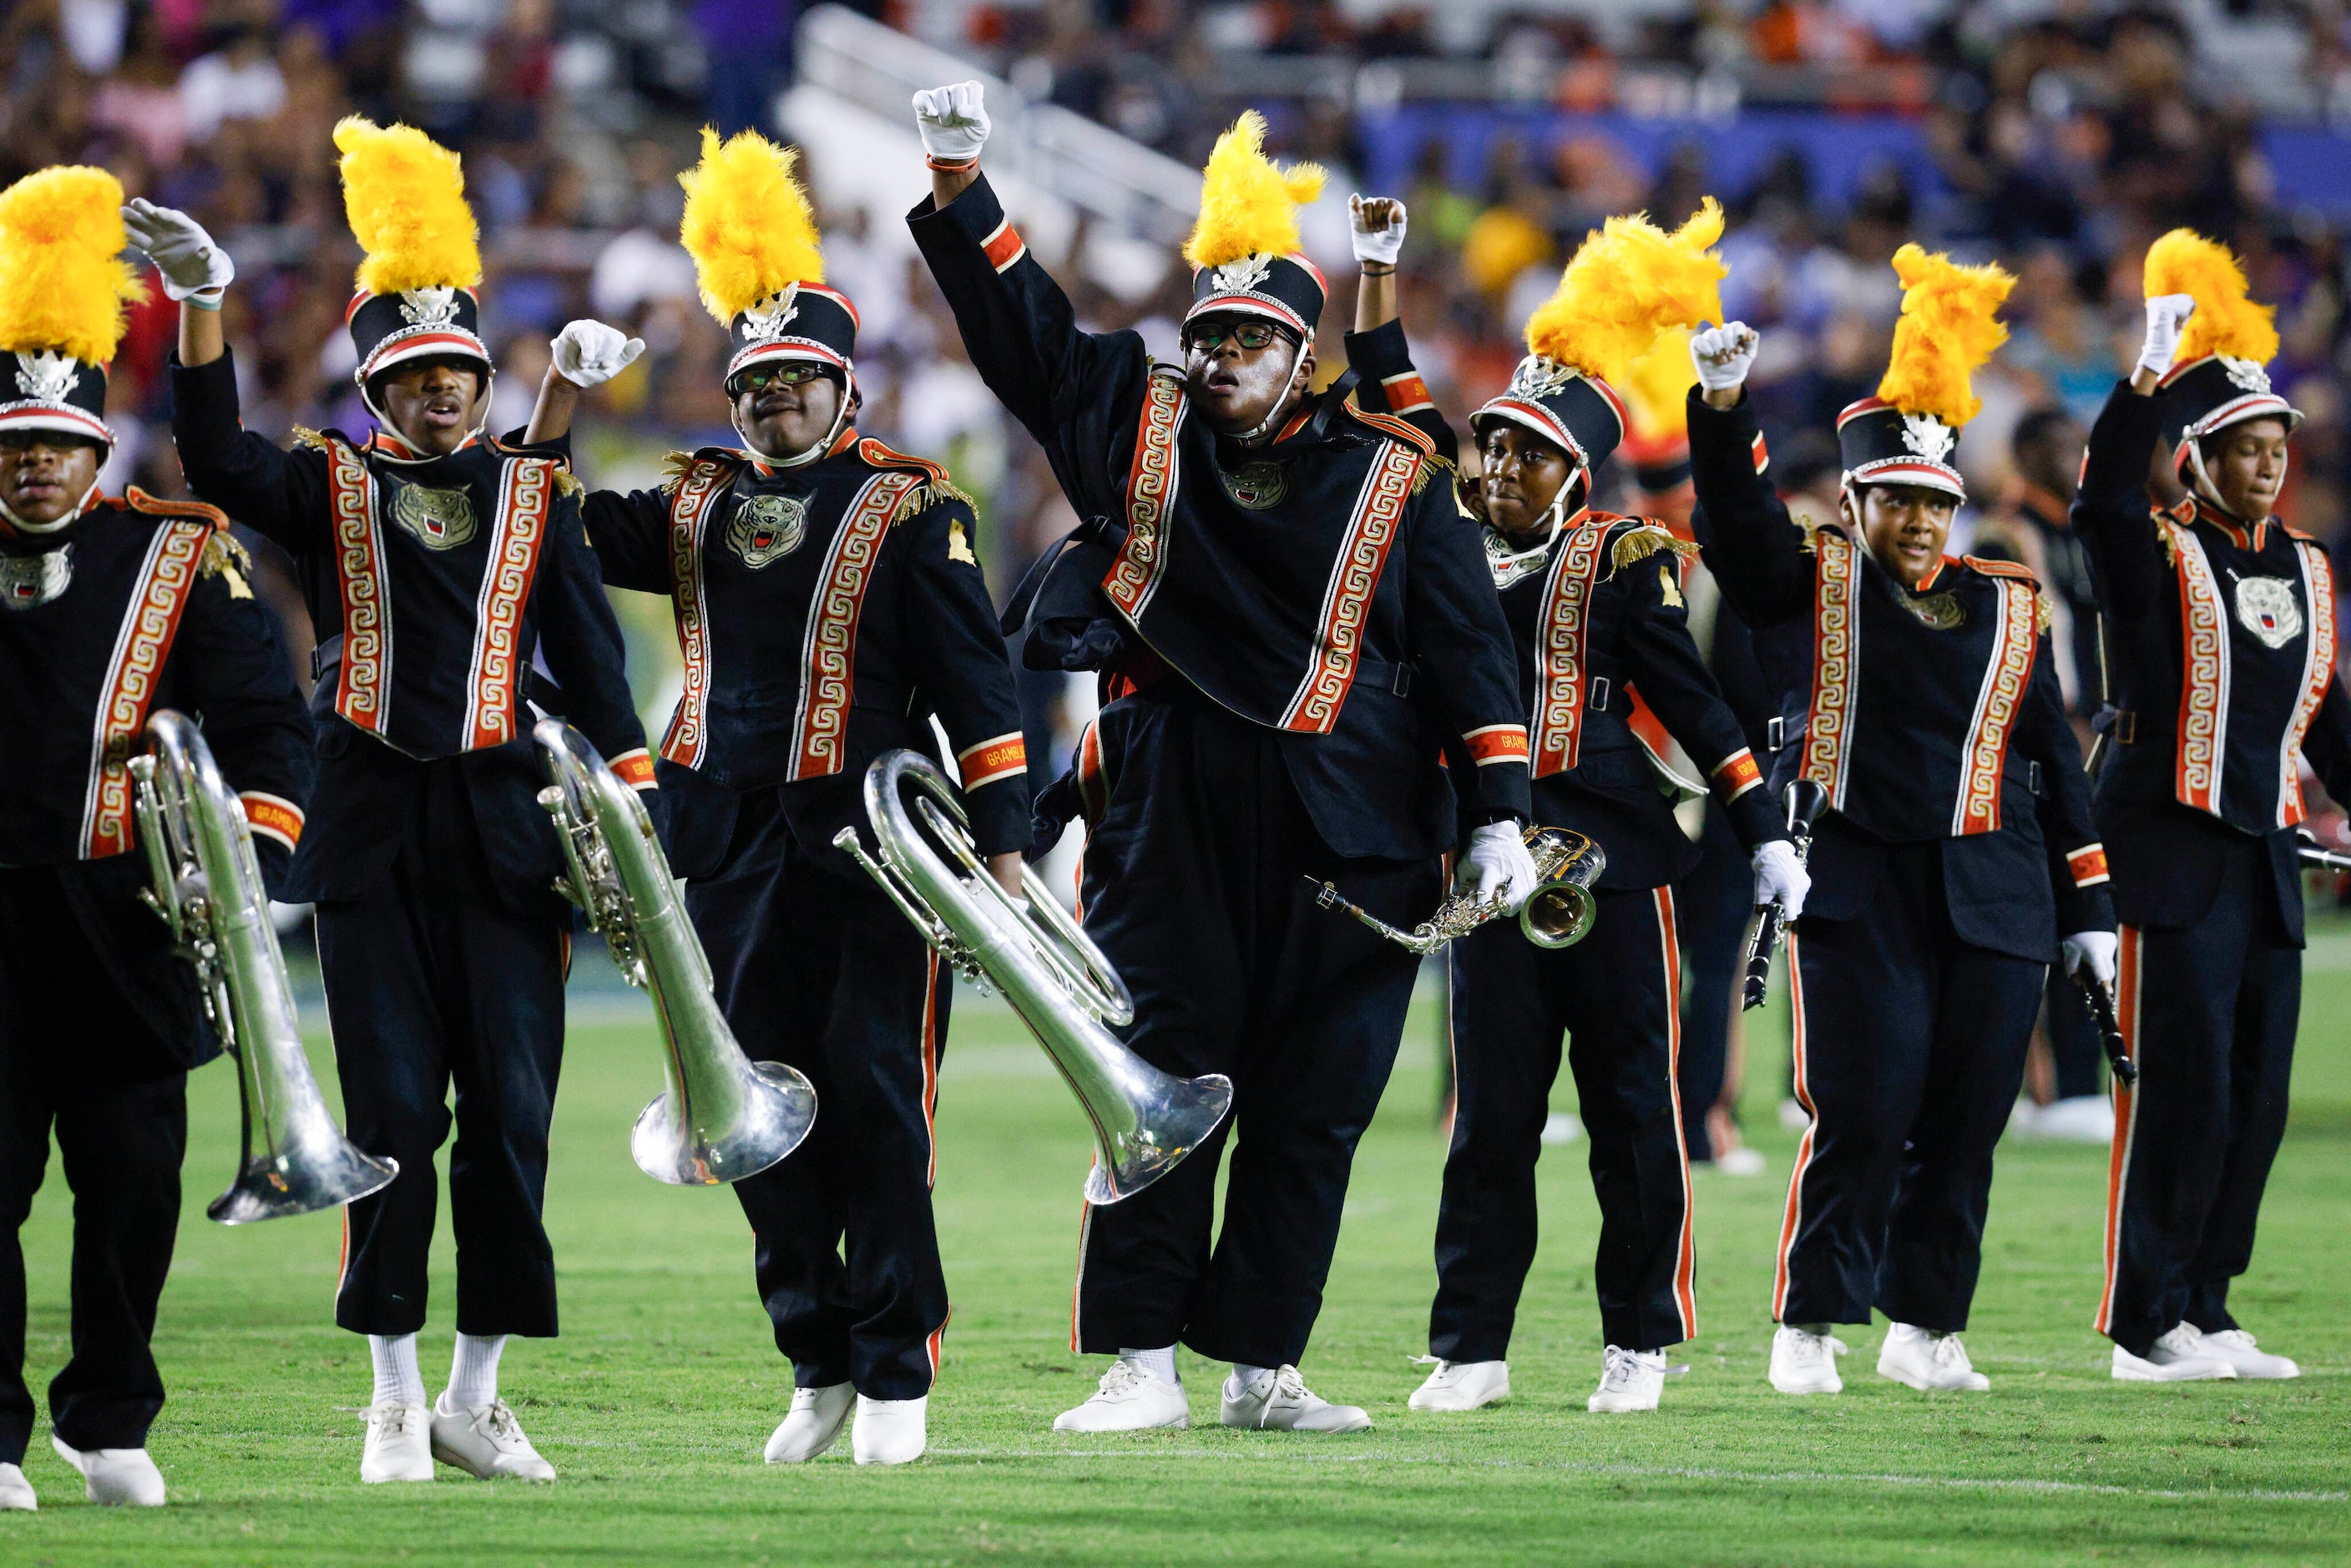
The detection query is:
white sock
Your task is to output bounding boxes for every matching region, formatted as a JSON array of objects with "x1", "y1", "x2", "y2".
[
  {"x1": 1117, "y1": 1346, "x2": 1178, "y2": 1385},
  {"x1": 445, "y1": 1332, "x2": 508, "y2": 1411},
  {"x1": 1230, "y1": 1362, "x2": 1271, "y2": 1392},
  {"x1": 368, "y1": 1333, "x2": 426, "y2": 1409}
]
